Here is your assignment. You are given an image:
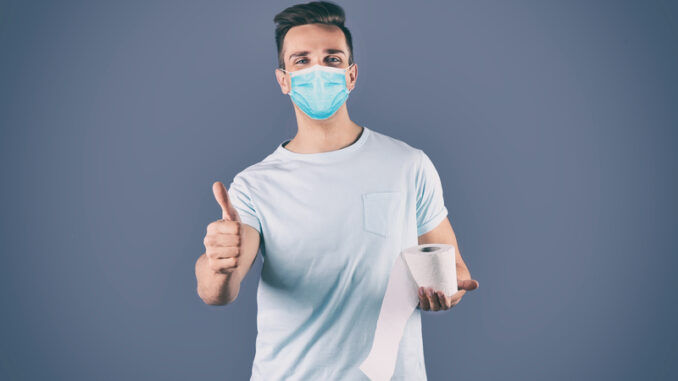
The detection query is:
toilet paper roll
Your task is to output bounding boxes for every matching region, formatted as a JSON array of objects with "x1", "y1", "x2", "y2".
[{"x1": 359, "y1": 244, "x2": 457, "y2": 381}]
